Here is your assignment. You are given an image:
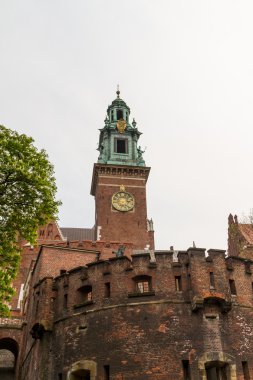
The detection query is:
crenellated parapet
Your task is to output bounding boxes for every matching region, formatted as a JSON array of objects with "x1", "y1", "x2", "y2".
[{"x1": 28, "y1": 248, "x2": 253, "y2": 324}]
